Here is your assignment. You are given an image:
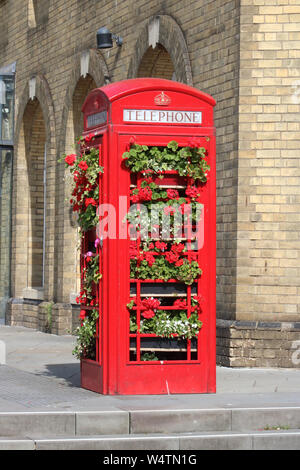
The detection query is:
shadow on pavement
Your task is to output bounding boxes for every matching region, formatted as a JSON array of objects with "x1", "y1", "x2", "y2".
[{"x1": 42, "y1": 363, "x2": 81, "y2": 387}]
